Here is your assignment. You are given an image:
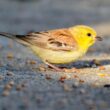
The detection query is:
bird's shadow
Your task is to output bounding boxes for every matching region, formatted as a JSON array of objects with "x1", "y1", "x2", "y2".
[{"x1": 57, "y1": 59, "x2": 110, "y2": 69}]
